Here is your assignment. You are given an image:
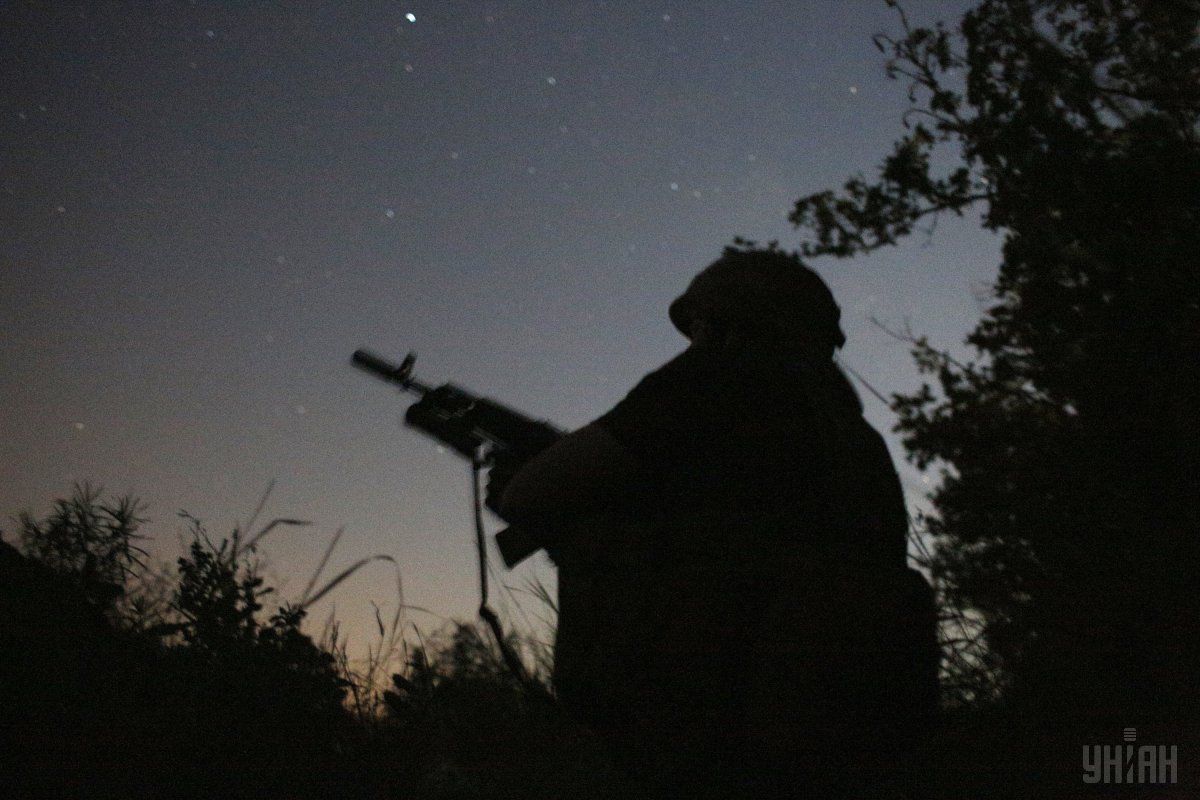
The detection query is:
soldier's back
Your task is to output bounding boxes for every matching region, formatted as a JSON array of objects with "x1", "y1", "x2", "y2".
[{"x1": 552, "y1": 343, "x2": 937, "y2": 797}]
